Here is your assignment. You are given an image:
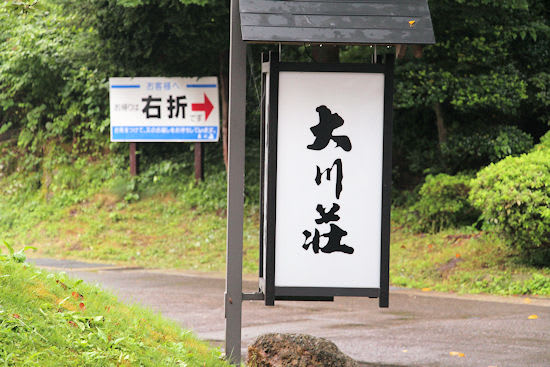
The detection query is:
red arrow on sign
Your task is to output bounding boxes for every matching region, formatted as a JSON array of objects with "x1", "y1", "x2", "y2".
[{"x1": 191, "y1": 93, "x2": 214, "y2": 121}]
